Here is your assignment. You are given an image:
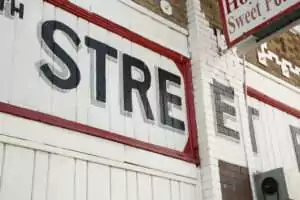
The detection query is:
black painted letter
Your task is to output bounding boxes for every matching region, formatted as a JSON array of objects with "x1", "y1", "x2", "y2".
[
  {"x1": 290, "y1": 126, "x2": 300, "y2": 171},
  {"x1": 10, "y1": 0, "x2": 24, "y2": 19},
  {"x1": 85, "y1": 37, "x2": 117, "y2": 103},
  {"x1": 40, "y1": 20, "x2": 81, "y2": 90},
  {"x1": 212, "y1": 80, "x2": 239, "y2": 139},
  {"x1": 0, "y1": 0, "x2": 4, "y2": 11},
  {"x1": 123, "y1": 54, "x2": 154, "y2": 120},
  {"x1": 158, "y1": 68, "x2": 185, "y2": 132},
  {"x1": 248, "y1": 107, "x2": 259, "y2": 153}
]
